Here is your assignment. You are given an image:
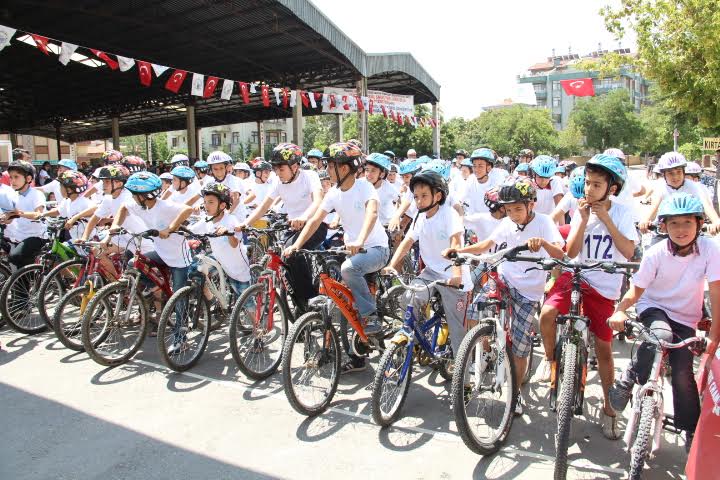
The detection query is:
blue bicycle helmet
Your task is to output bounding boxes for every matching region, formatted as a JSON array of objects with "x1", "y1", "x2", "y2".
[
  {"x1": 399, "y1": 159, "x2": 421, "y2": 175},
  {"x1": 193, "y1": 160, "x2": 209, "y2": 172},
  {"x1": 658, "y1": 192, "x2": 704, "y2": 221},
  {"x1": 422, "y1": 159, "x2": 451, "y2": 180},
  {"x1": 306, "y1": 148, "x2": 323, "y2": 159},
  {"x1": 470, "y1": 148, "x2": 496, "y2": 164},
  {"x1": 416, "y1": 155, "x2": 433, "y2": 165},
  {"x1": 125, "y1": 171, "x2": 162, "y2": 194},
  {"x1": 460, "y1": 158, "x2": 473, "y2": 169},
  {"x1": 516, "y1": 163, "x2": 531, "y2": 173},
  {"x1": 530, "y1": 155, "x2": 557, "y2": 178},
  {"x1": 365, "y1": 153, "x2": 391, "y2": 171},
  {"x1": 554, "y1": 166, "x2": 566, "y2": 175},
  {"x1": 171, "y1": 165, "x2": 196, "y2": 180},
  {"x1": 58, "y1": 159, "x2": 78, "y2": 171},
  {"x1": 569, "y1": 166, "x2": 586, "y2": 199},
  {"x1": 383, "y1": 150, "x2": 396, "y2": 159},
  {"x1": 586, "y1": 153, "x2": 627, "y2": 193}
]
